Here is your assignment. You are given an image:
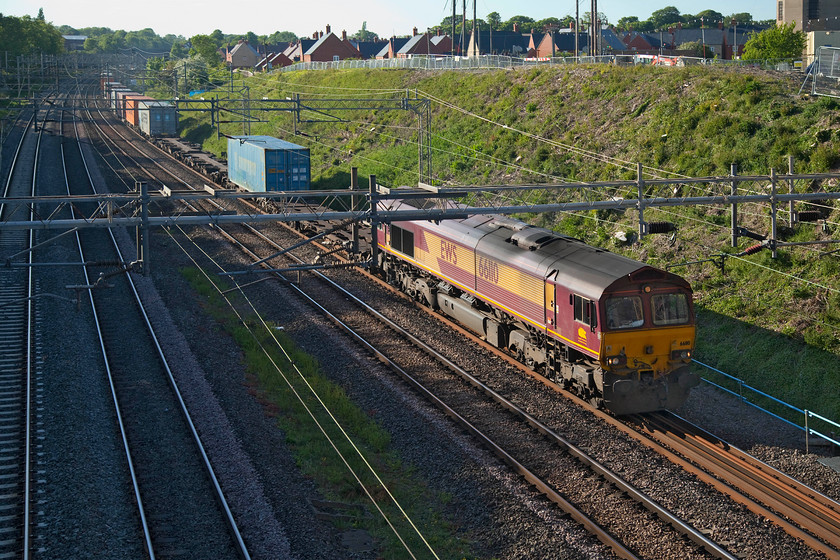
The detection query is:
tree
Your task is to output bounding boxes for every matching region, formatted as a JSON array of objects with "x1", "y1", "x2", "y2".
[
  {"x1": 536, "y1": 17, "x2": 563, "y2": 31},
  {"x1": 695, "y1": 10, "x2": 724, "y2": 27},
  {"x1": 617, "y1": 16, "x2": 640, "y2": 31},
  {"x1": 0, "y1": 13, "x2": 64, "y2": 56},
  {"x1": 189, "y1": 34, "x2": 221, "y2": 65},
  {"x1": 209, "y1": 29, "x2": 224, "y2": 46},
  {"x1": 503, "y1": 15, "x2": 535, "y2": 32},
  {"x1": 352, "y1": 22, "x2": 376, "y2": 42},
  {"x1": 486, "y1": 12, "x2": 501, "y2": 30},
  {"x1": 677, "y1": 40, "x2": 713, "y2": 58},
  {"x1": 36, "y1": 8, "x2": 44, "y2": 21},
  {"x1": 267, "y1": 31, "x2": 298, "y2": 44},
  {"x1": 741, "y1": 22, "x2": 806, "y2": 60},
  {"x1": 727, "y1": 12, "x2": 753, "y2": 25},
  {"x1": 170, "y1": 40, "x2": 188, "y2": 59},
  {"x1": 648, "y1": 6, "x2": 682, "y2": 29}
]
